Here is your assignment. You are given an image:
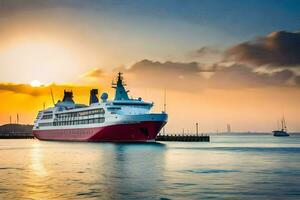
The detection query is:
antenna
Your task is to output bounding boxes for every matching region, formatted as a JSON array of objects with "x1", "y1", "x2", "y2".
[
  {"x1": 162, "y1": 88, "x2": 167, "y2": 135},
  {"x1": 163, "y1": 88, "x2": 166, "y2": 112},
  {"x1": 17, "y1": 114, "x2": 19, "y2": 124},
  {"x1": 50, "y1": 88, "x2": 55, "y2": 106}
]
